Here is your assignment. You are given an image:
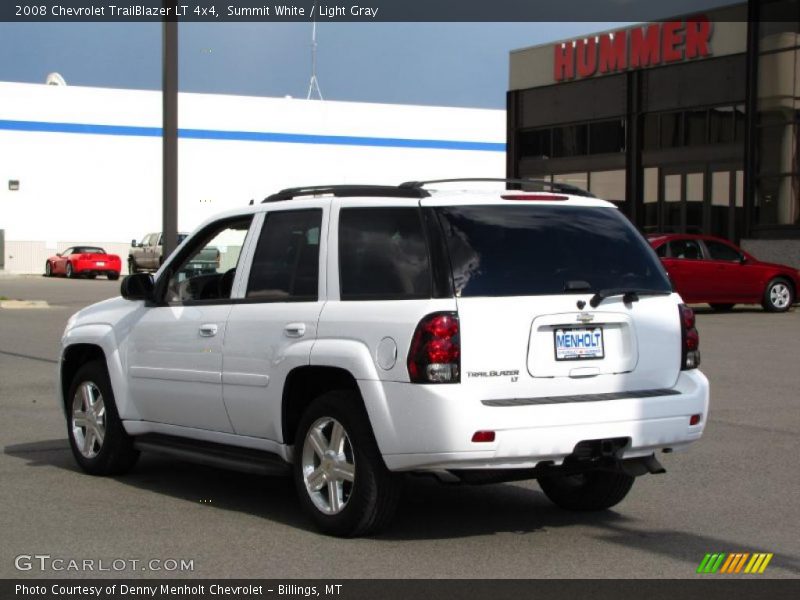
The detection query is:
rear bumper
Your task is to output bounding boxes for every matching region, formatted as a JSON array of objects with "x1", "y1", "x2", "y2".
[
  {"x1": 374, "y1": 370, "x2": 709, "y2": 471},
  {"x1": 74, "y1": 264, "x2": 120, "y2": 274}
]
